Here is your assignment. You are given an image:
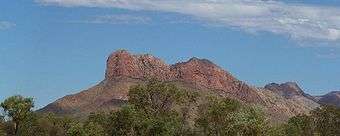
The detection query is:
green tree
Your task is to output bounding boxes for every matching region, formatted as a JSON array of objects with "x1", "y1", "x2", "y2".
[
  {"x1": 0, "y1": 127, "x2": 4, "y2": 136},
  {"x1": 111, "y1": 105, "x2": 182, "y2": 136},
  {"x1": 87, "y1": 112, "x2": 108, "y2": 126},
  {"x1": 86, "y1": 112, "x2": 109, "y2": 135},
  {"x1": 108, "y1": 106, "x2": 139, "y2": 136},
  {"x1": 128, "y1": 80, "x2": 185, "y2": 115},
  {"x1": 17, "y1": 113, "x2": 49, "y2": 136},
  {"x1": 265, "y1": 125, "x2": 286, "y2": 136},
  {"x1": 0, "y1": 115, "x2": 5, "y2": 136},
  {"x1": 83, "y1": 122, "x2": 105, "y2": 136},
  {"x1": 0, "y1": 95, "x2": 34, "y2": 135},
  {"x1": 105, "y1": 81, "x2": 197, "y2": 136},
  {"x1": 311, "y1": 105, "x2": 340, "y2": 136},
  {"x1": 232, "y1": 106, "x2": 267, "y2": 136},
  {"x1": 195, "y1": 97, "x2": 268, "y2": 136},
  {"x1": 285, "y1": 114, "x2": 314, "y2": 136},
  {"x1": 58, "y1": 116, "x2": 77, "y2": 135},
  {"x1": 67, "y1": 122, "x2": 85, "y2": 136},
  {"x1": 195, "y1": 97, "x2": 241, "y2": 136},
  {"x1": 30, "y1": 113, "x2": 69, "y2": 136}
]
